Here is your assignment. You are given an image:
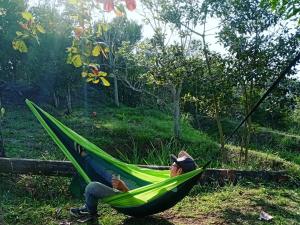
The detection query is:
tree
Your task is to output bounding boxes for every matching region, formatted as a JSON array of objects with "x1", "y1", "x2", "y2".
[
  {"x1": 102, "y1": 17, "x2": 142, "y2": 106},
  {"x1": 138, "y1": 0, "x2": 203, "y2": 139},
  {"x1": 261, "y1": 0, "x2": 300, "y2": 24},
  {"x1": 211, "y1": 0, "x2": 300, "y2": 162},
  {"x1": 0, "y1": 0, "x2": 26, "y2": 83},
  {"x1": 135, "y1": 33, "x2": 198, "y2": 139},
  {"x1": 64, "y1": 0, "x2": 137, "y2": 87},
  {"x1": 155, "y1": 0, "x2": 234, "y2": 156},
  {"x1": 184, "y1": 52, "x2": 235, "y2": 160}
]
